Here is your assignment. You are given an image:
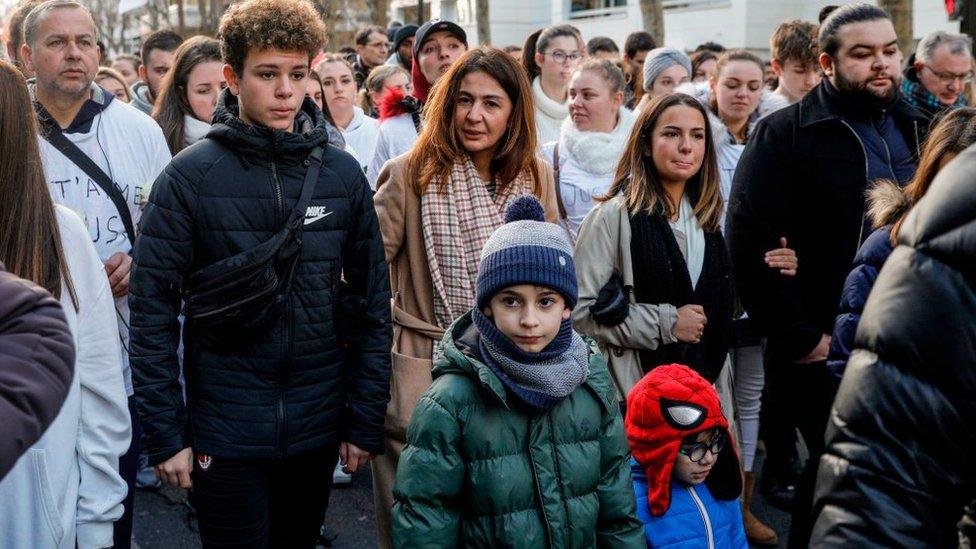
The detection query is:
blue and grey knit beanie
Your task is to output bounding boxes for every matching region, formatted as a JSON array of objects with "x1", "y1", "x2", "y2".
[{"x1": 476, "y1": 196, "x2": 578, "y2": 310}]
